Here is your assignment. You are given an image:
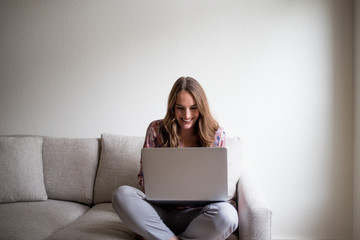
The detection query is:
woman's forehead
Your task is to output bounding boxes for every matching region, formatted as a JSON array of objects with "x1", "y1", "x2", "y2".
[{"x1": 176, "y1": 90, "x2": 197, "y2": 104}]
